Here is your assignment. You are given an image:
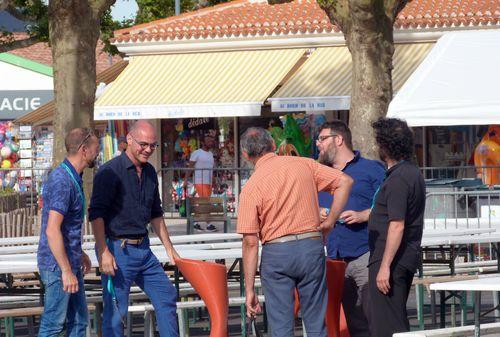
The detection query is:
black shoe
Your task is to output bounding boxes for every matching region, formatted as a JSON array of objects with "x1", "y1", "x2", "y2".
[
  {"x1": 206, "y1": 224, "x2": 217, "y2": 232},
  {"x1": 193, "y1": 223, "x2": 203, "y2": 231}
]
